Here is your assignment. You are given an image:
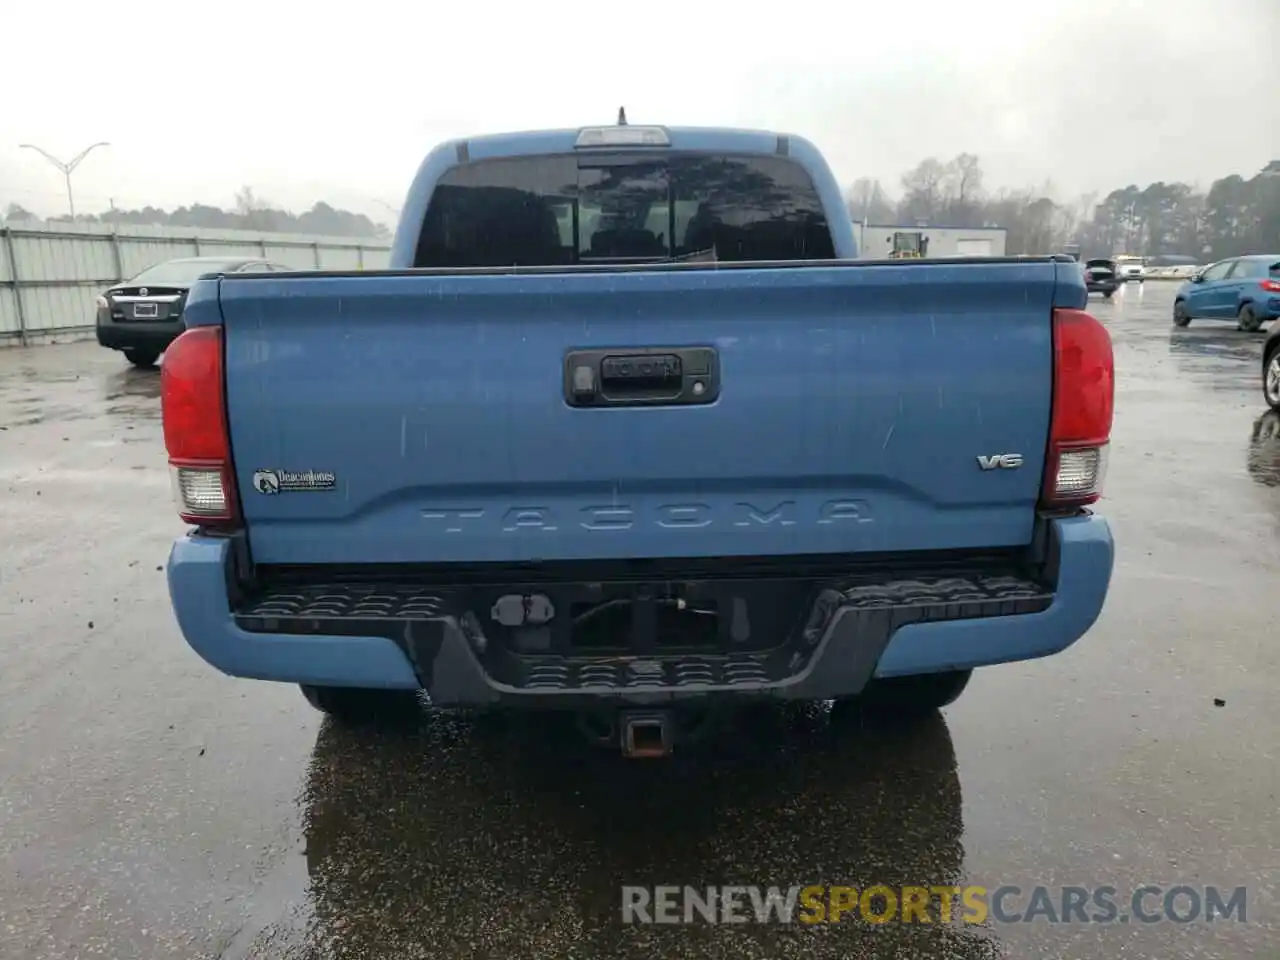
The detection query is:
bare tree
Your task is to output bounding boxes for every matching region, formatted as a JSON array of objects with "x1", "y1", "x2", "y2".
[
  {"x1": 845, "y1": 177, "x2": 896, "y2": 224},
  {"x1": 234, "y1": 186, "x2": 275, "y2": 230},
  {"x1": 948, "y1": 154, "x2": 984, "y2": 205},
  {"x1": 1024, "y1": 197, "x2": 1058, "y2": 254},
  {"x1": 234, "y1": 186, "x2": 261, "y2": 215},
  {"x1": 942, "y1": 154, "x2": 985, "y2": 226},
  {"x1": 4, "y1": 202, "x2": 37, "y2": 222},
  {"x1": 899, "y1": 158, "x2": 948, "y2": 222},
  {"x1": 1052, "y1": 203, "x2": 1079, "y2": 251}
]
